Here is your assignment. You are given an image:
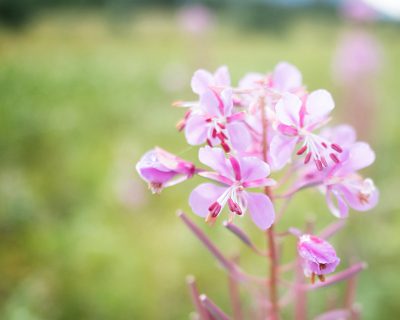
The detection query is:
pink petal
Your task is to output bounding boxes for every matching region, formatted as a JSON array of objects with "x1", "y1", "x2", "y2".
[
  {"x1": 191, "y1": 69, "x2": 213, "y2": 95},
  {"x1": 269, "y1": 135, "x2": 298, "y2": 170},
  {"x1": 238, "y1": 156, "x2": 270, "y2": 182},
  {"x1": 185, "y1": 114, "x2": 208, "y2": 145},
  {"x1": 242, "y1": 178, "x2": 276, "y2": 188},
  {"x1": 226, "y1": 122, "x2": 251, "y2": 152},
  {"x1": 347, "y1": 142, "x2": 375, "y2": 171},
  {"x1": 246, "y1": 192, "x2": 275, "y2": 230},
  {"x1": 198, "y1": 147, "x2": 233, "y2": 179},
  {"x1": 199, "y1": 89, "x2": 220, "y2": 116},
  {"x1": 189, "y1": 183, "x2": 227, "y2": 217},
  {"x1": 321, "y1": 124, "x2": 357, "y2": 149},
  {"x1": 306, "y1": 89, "x2": 335, "y2": 119},
  {"x1": 273, "y1": 62, "x2": 302, "y2": 92},
  {"x1": 342, "y1": 182, "x2": 379, "y2": 212},
  {"x1": 220, "y1": 88, "x2": 233, "y2": 115},
  {"x1": 326, "y1": 188, "x2": 349, "y2": 218},
  {"x1": 238, "y1": 72, "x2": 264, "y2": 88},
  {"x1": 214, "y1": 65, "x2": 231, "y2": 87},
  {"x1": 275, "y1": 93, "x2": 302, "y2": 127}
]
